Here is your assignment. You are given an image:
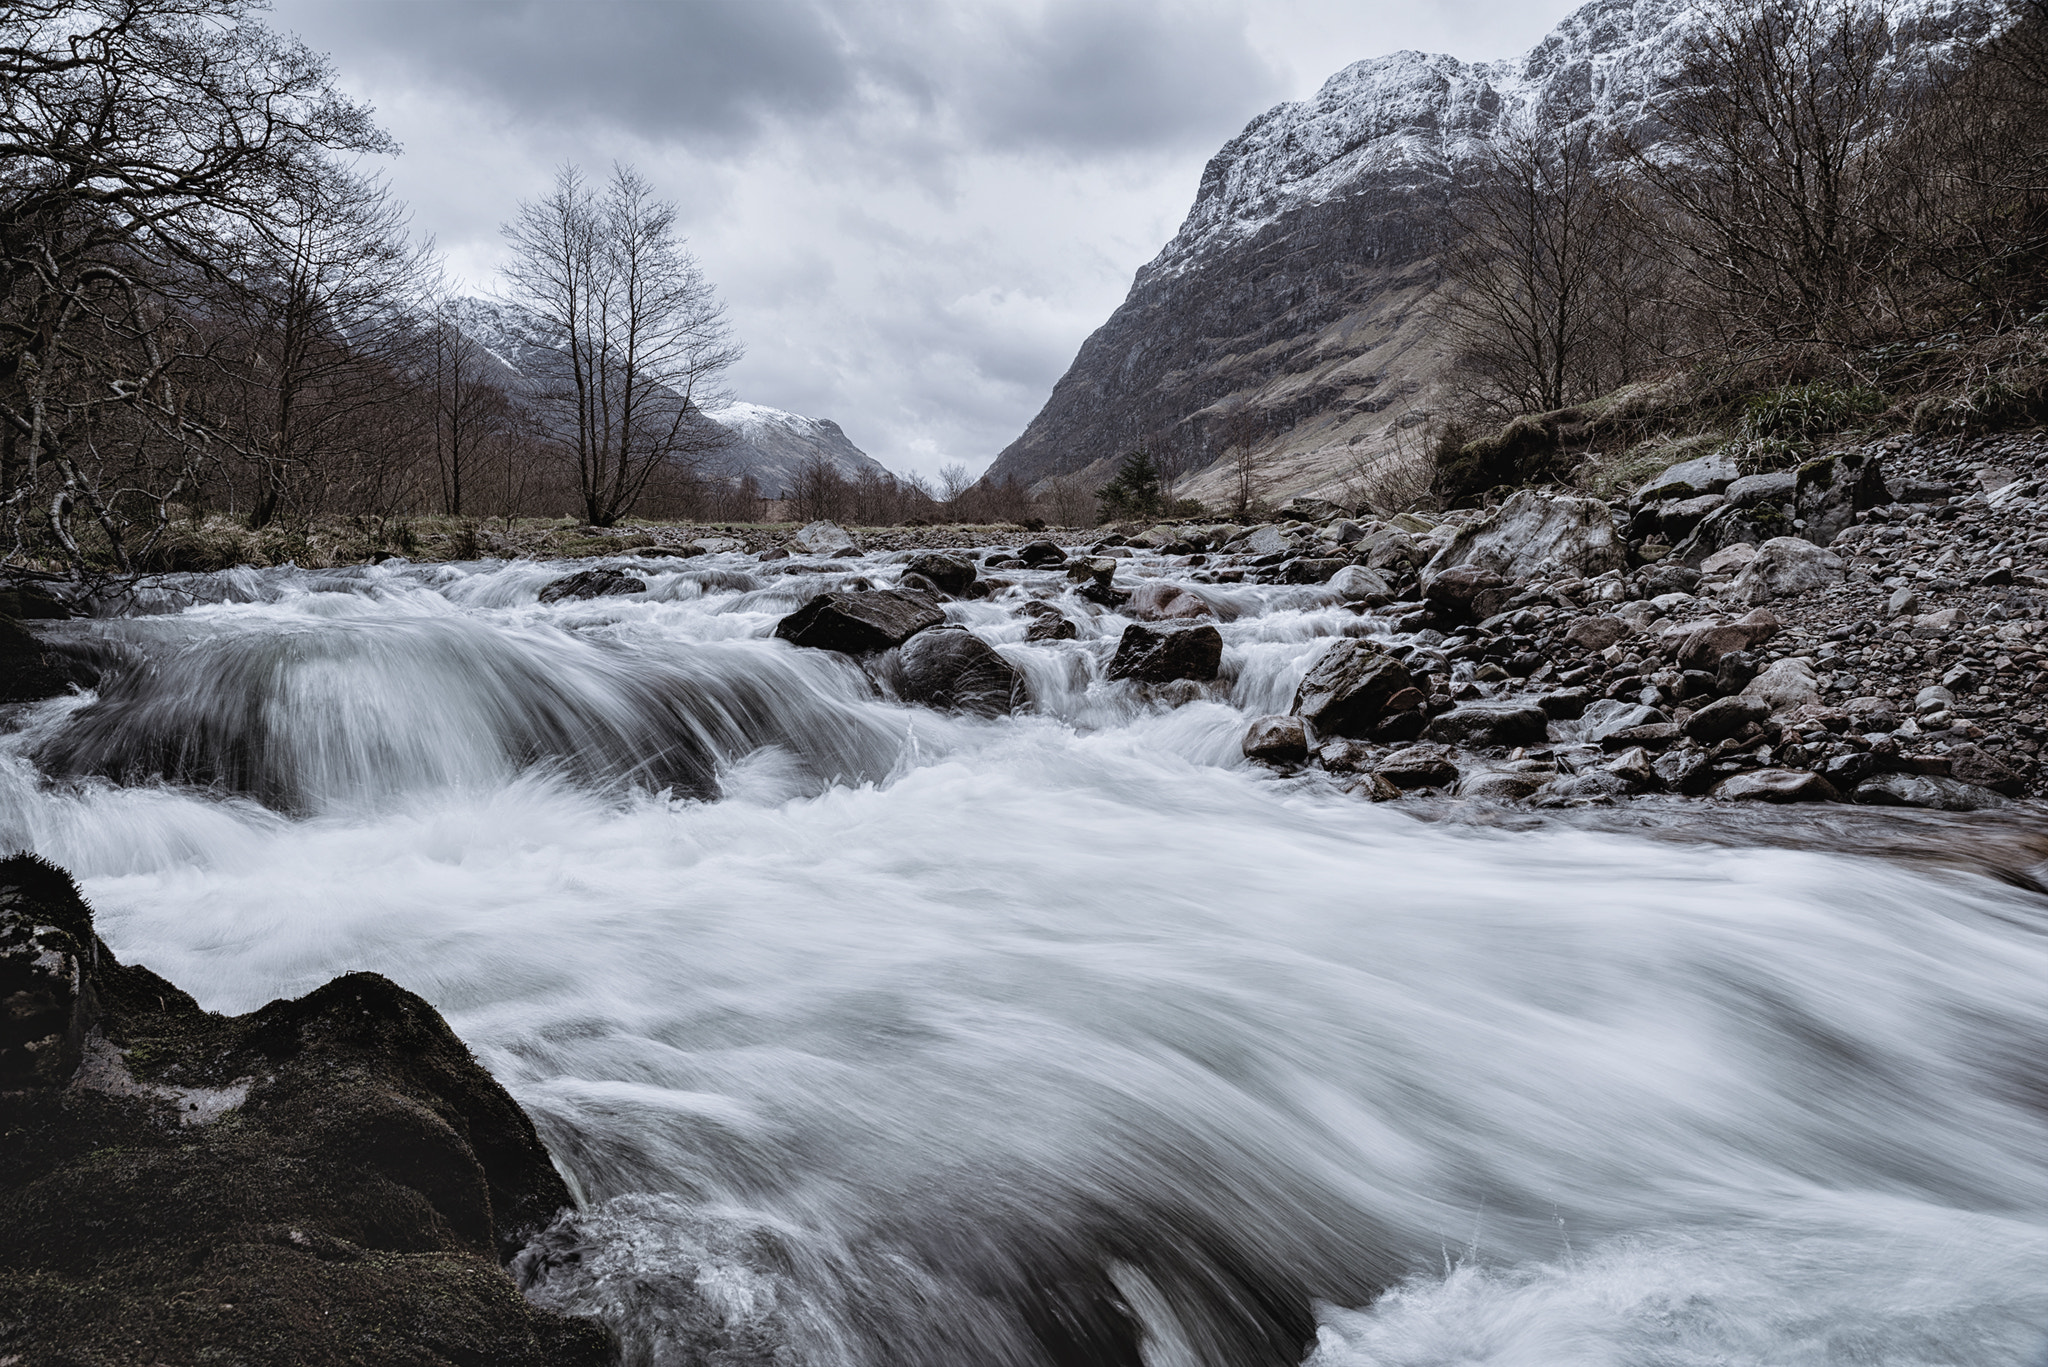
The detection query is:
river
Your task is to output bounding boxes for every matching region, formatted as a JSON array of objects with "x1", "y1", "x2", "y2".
[{"x1": 5, "y1": 549, "x2": 2045, "y2": 1365}]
